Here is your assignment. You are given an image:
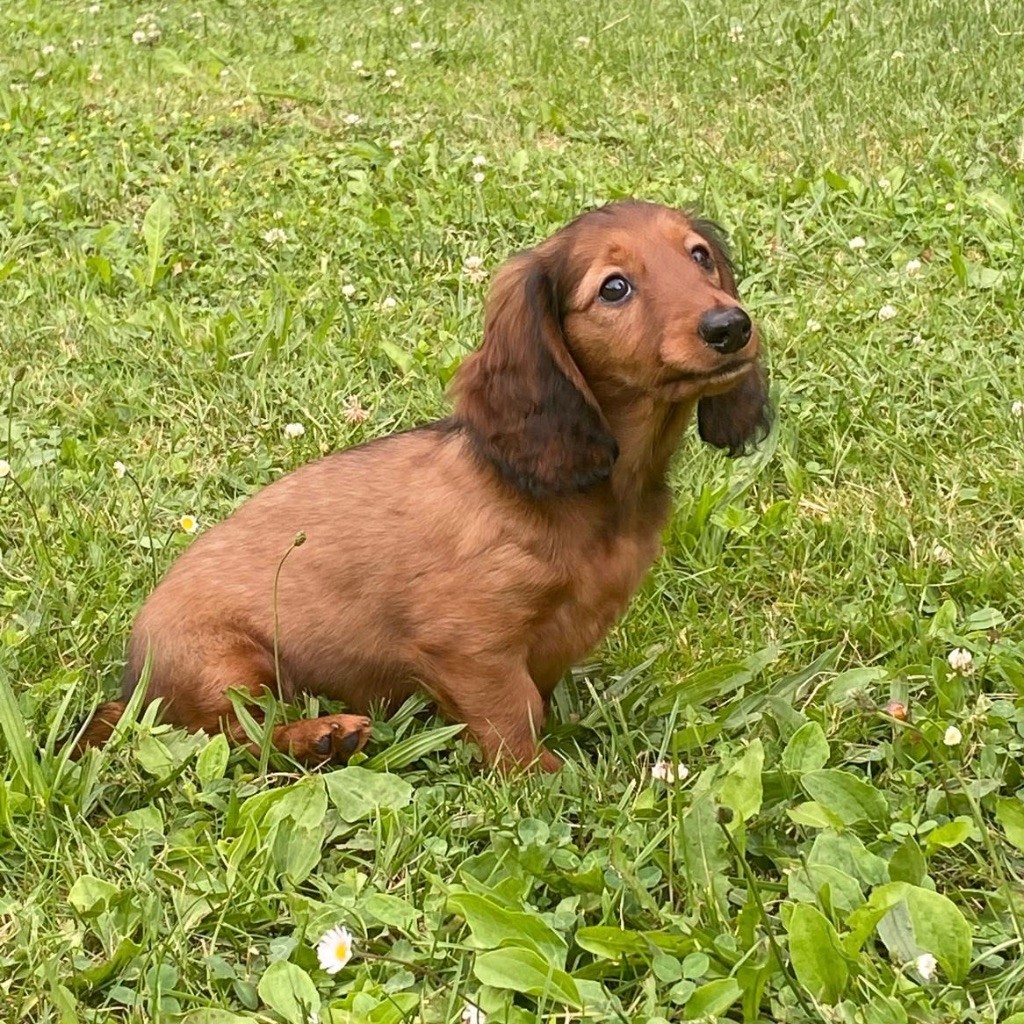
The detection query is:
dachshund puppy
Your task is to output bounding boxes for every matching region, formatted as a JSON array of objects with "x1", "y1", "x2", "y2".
[{"x1": 75, "y1": 201, "x2": 769, "y2": 770}]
